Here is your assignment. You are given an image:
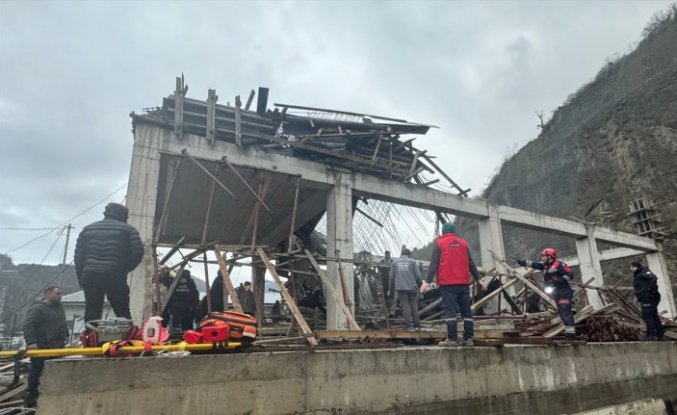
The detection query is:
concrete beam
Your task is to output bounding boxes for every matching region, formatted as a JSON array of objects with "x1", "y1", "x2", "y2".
[
  {"x1": 561, "y1": 247, "x2": 646, "y2": 266},
  {"x1": 325, "y1": 172, "x2": 354, "y2": 329},
  {"x1": 497, "y1": 206, "x2": 587, "y2": 237},
  {"x1": 159, "y1": 130, "x2": 655, "y2": 252}
]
